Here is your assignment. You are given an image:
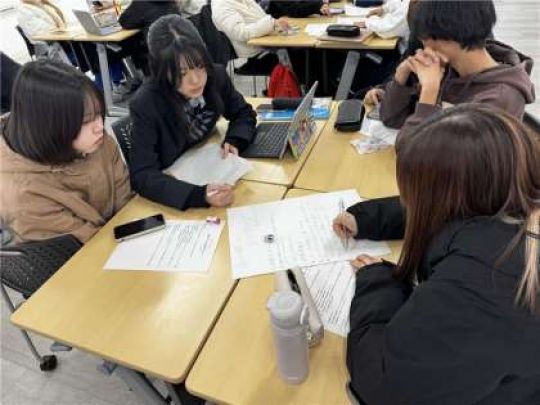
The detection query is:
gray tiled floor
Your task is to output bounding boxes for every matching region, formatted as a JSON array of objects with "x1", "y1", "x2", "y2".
[{"x1": 1, "y1": 1, "x2": 539, "y2": 404}]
